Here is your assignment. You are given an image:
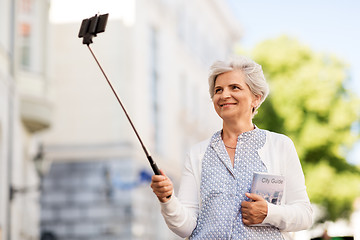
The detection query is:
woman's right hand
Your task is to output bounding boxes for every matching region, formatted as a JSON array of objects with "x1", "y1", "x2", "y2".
[{"x1": 151, "y1": 170, "x2": 173, "y2": 203}]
